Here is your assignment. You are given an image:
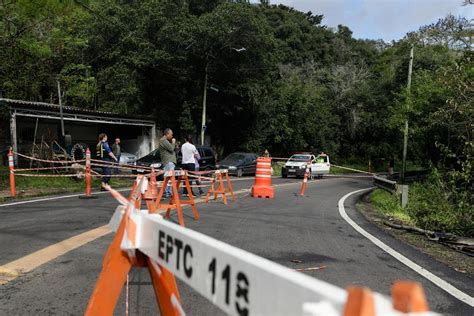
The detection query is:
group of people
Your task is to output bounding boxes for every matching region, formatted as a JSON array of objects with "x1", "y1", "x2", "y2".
[
  {"x1": 159, "y1": 128, "x2": 204, "y2": 198},
  {"x1": 96, "y1": 129, "x2": 203, "y2": 197}
]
